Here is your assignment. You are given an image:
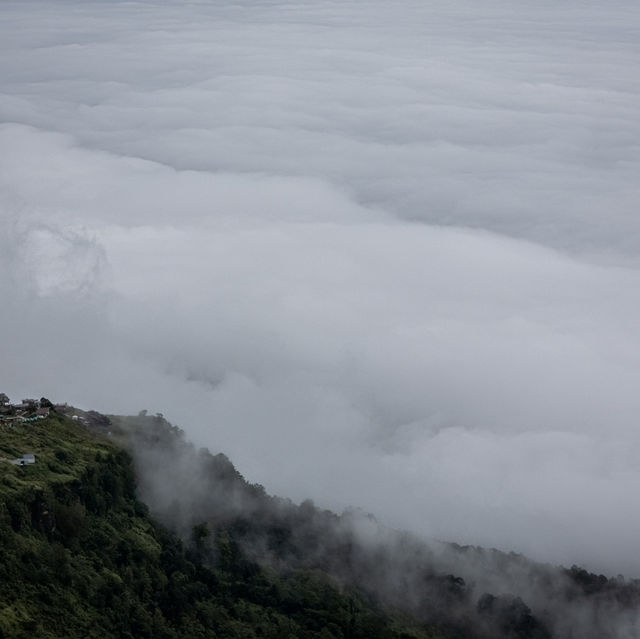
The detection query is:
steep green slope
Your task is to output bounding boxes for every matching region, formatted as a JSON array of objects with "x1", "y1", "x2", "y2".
[
  {"x1": 111, "y1": 412, "x2": 554, "y2": 639},
  {"x1": 0, "y1": 413, "x2": 445, "y2": 639},
  {"x1": 111, "y1": 412, "x2": 640, "y2": 639},
  {"x1": 3, "y1": 410, "x2": 637, "y2": 639}
]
